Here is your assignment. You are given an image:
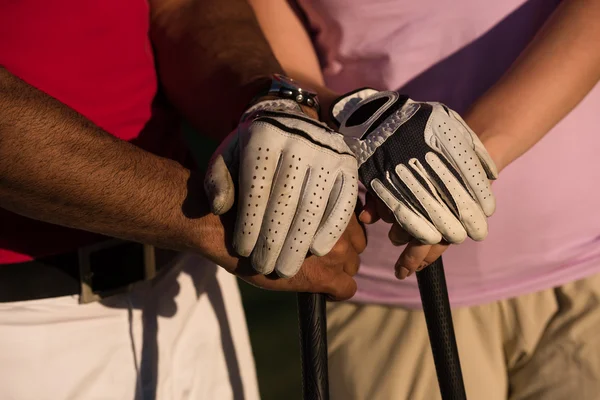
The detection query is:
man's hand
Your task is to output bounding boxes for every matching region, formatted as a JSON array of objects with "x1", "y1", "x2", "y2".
[
  {"x1": 222, "y1": 213, "x2": 366, "y2": 300},
  {"x1": 204, "y1": 98, "x2": 359, "y2": 278},
  {"x1": 331, "y1": 89, "x2": 498, "y2": 278}
]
